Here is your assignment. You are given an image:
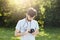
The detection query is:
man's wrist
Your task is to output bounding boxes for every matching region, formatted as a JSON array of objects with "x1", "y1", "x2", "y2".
[{"x1": 20, "y1": 33, "x2": 24, "y2": 36}]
